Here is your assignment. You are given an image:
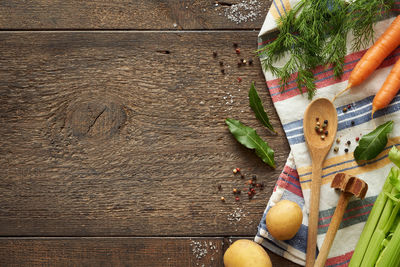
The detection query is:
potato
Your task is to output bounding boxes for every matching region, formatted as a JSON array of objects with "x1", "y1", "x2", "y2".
[
  {"x1": 223, "y1": 239, "x2": 272, "y2": 267},
  {"x1": 266, "y1": 200, "x2": 302, "y2": 240}
]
